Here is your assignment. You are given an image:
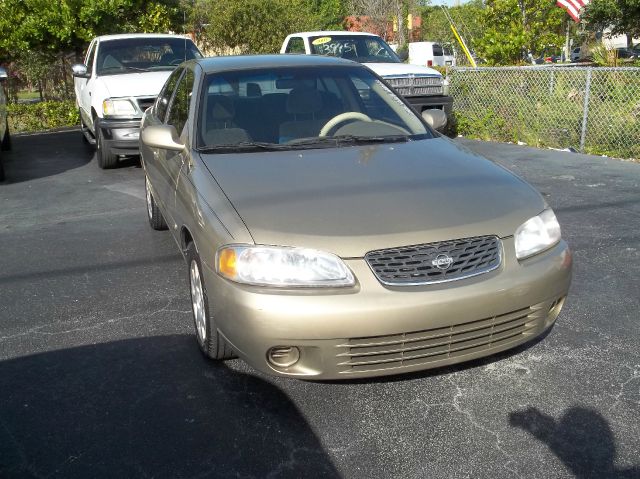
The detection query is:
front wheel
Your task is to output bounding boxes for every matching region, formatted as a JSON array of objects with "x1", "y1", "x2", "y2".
[
  {"x1": 95, "y1": 122, "x2": 118, "y2": 169},
  {"x1": 145, "y1": 176, "x2": 168, "y2": 230},
  {"x1": 186, "y1": 242, "x2": 235, "y2": 360}
]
